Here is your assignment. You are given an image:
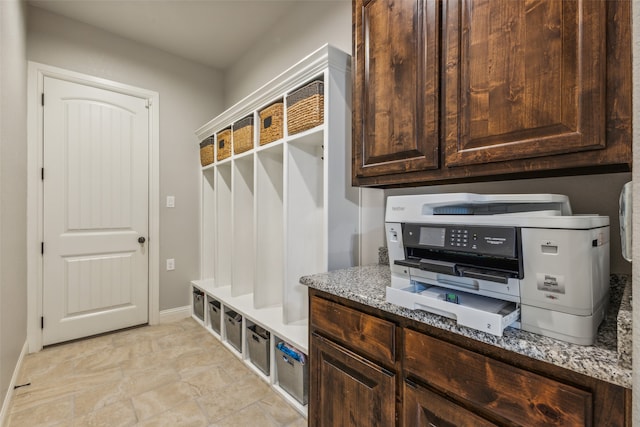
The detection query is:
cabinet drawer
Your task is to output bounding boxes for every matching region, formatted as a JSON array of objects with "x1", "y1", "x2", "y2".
[
  {"x1": 311, "y1": 297, "x2": 395, "y2": 363},
  {"x1": 404, "y1": 329, "x2": 593, "y2": 426},
  {"x1": 404, "y1": 379, "x2": 495, "y2": 427}
]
